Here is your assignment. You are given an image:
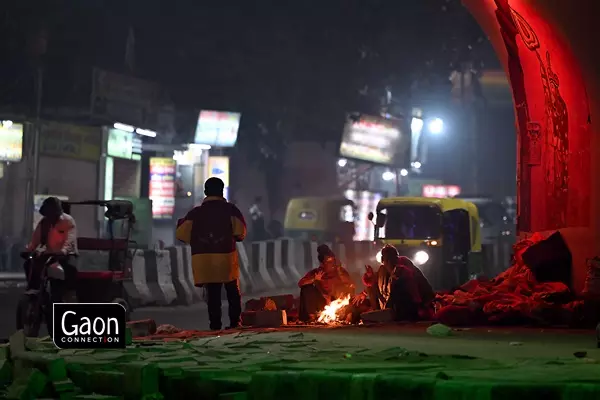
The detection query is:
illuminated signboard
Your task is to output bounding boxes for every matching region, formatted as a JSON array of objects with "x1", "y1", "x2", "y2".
[
  {"x1": 0, "y1": 122, "x2": 24, "y2": 162},
  {"x1": 107, "y1": 128, "x2": 142, "y2": 160},
  {"x1": 422, "y1": 185, "x2": 461, "y2": 198},
  {"x1": 339, "y1": 114, "x2": 409, "y2": 166},
  {"x1": 149, "y1": 158, "x2": 176, "y2": 219},
  {"x1": 194, "y1": 111, "x2": 241, "y2": 148},
  {"x1": 345, "y1": 190, "x2": 382, "y2": 241},
  {"x1": 207, "y1": 156, "x2": 230, "y2": 200}
]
